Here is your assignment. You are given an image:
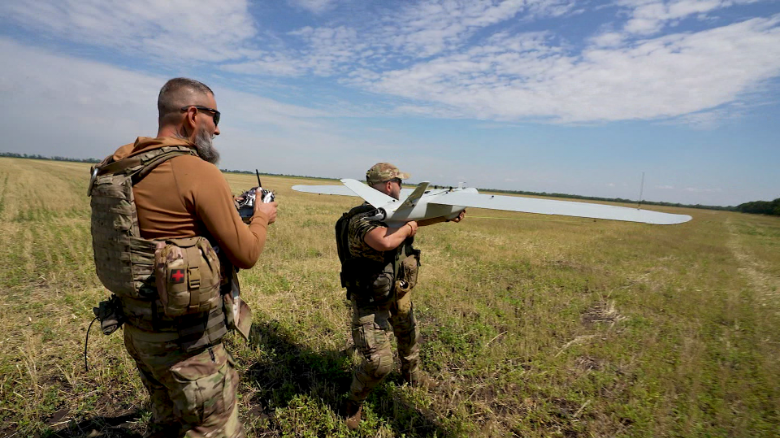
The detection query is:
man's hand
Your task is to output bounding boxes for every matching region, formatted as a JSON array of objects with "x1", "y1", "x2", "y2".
[
  {"x1": 418, "y1": 209, "x2": 466, "y2": 227},
  {"x1": 405, "y1": 220, "x2": 418, "y2": 237},
  {"x1": 451, "y1": 209, "x2": 466, "y2": 223},
  {"x1": 255, "y1": 201, "x2": 277, "y2": 224}
]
